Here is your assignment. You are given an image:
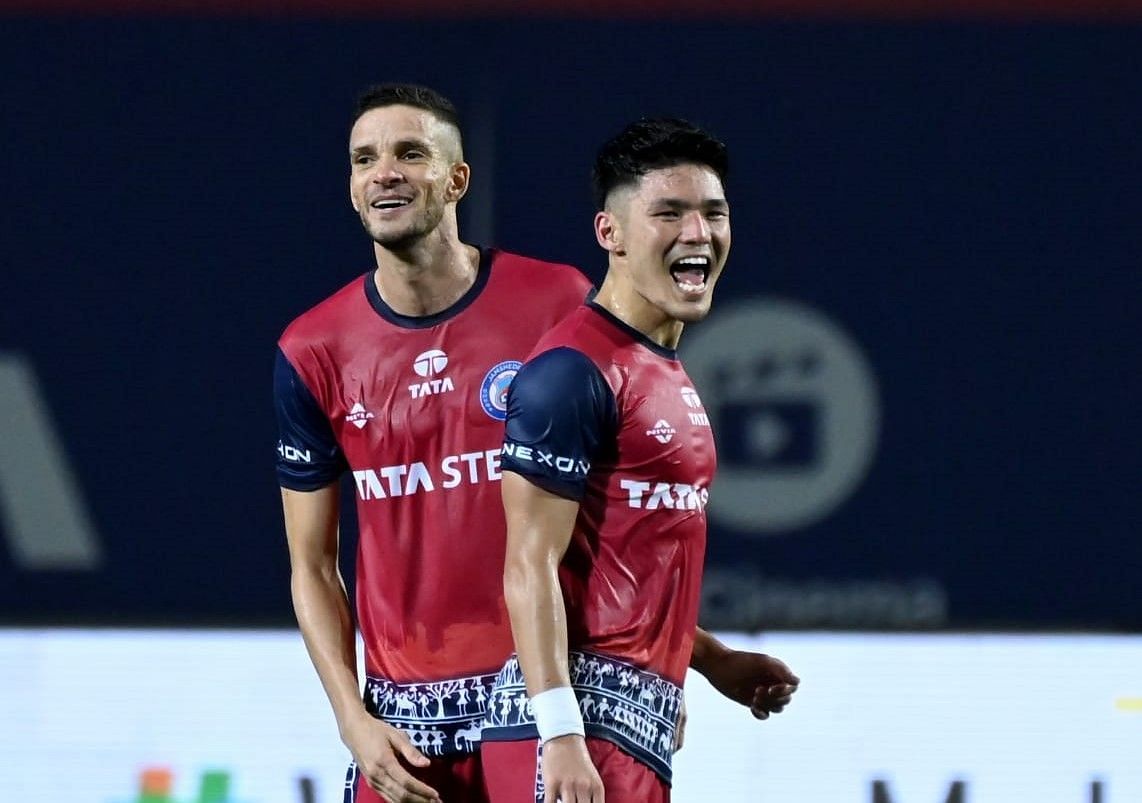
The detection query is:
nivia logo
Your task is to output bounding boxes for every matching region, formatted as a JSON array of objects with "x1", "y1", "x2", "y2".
[
  {"x1": 413, "y1": 349, "x2": 448, "y2": 377},
  {"x1": 647, "y1": 419, "x2": 676, "y2": 444},
  {"x1": 480, "y1": 360, "x2": 522, "y2": 421},
  {"x1": 345, "y1": 402, "x2": 375, "y2": 430}
]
